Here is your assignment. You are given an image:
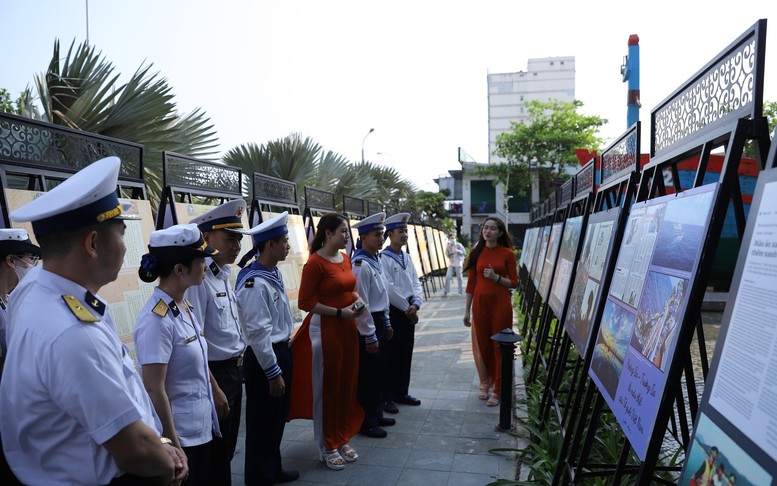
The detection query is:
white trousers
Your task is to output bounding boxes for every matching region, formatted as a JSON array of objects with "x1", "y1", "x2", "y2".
[{"x1": 444, "y1": 265, "x2": 463, "y2": 294}]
